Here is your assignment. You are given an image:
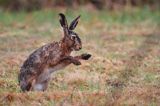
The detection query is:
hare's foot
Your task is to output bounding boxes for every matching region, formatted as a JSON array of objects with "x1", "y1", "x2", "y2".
[
  {"x1": 33, "y1": 81, "x2": 49, "y2": 91},
  {"x1": 81, "y1": 53, "x2": 91, "y2": 60},
  {"x1": 71, "y1": 59, "x2": 81, "y2": 65}
]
